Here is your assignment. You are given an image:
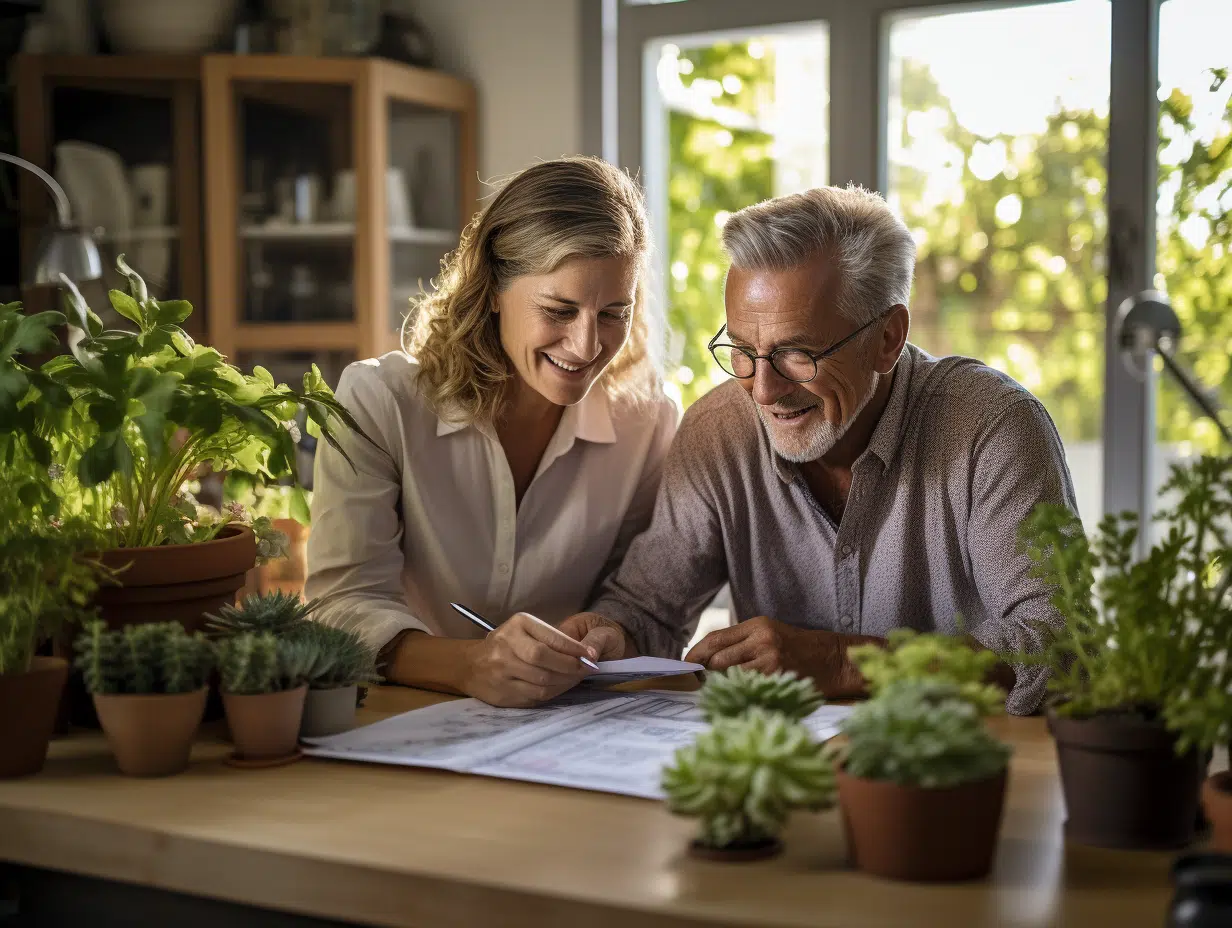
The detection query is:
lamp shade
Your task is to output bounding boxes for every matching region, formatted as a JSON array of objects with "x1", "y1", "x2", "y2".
[{"x1": 31, "y1": 225, "x2": 103, "y2": 287}]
